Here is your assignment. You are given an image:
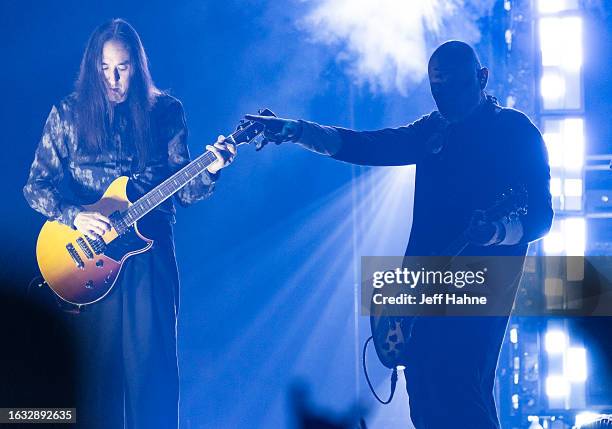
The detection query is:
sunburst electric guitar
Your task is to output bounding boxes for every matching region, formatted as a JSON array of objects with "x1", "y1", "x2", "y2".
[{"x1": 36, "y1": 109, "x2": 275, "y2": 306}]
